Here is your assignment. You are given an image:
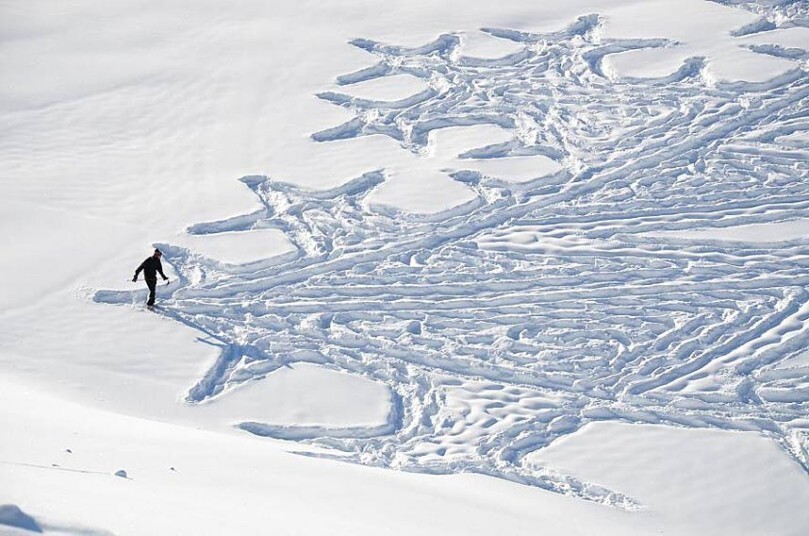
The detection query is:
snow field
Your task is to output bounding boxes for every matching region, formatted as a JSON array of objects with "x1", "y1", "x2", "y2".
[
  {"x1": 3, "y1": 0, "x2": 809, "y2": 533},
  {"x1": 89, "y1": 0, "x2": 809, "y2": 512},
  {"x1": 0, "y1": 376, "x2": 663, "y2": 536},
  {"x1": 530, "y1": 421, "x2": 809, "y2": 536}
]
